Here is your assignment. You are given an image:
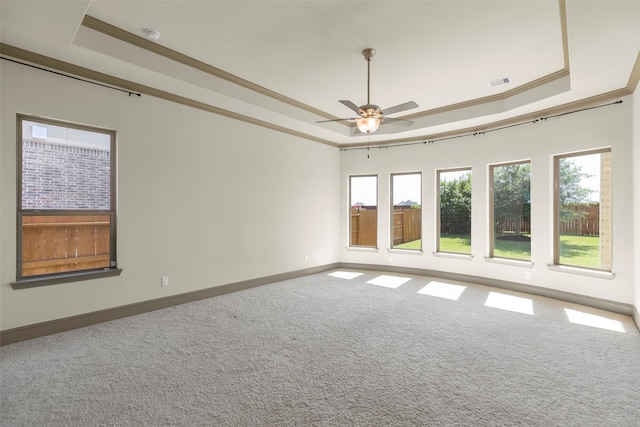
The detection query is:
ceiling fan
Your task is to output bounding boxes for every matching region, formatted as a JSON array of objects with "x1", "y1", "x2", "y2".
[{"x1": 317, "y1": 48, "x2": 418, "y2": 135}]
